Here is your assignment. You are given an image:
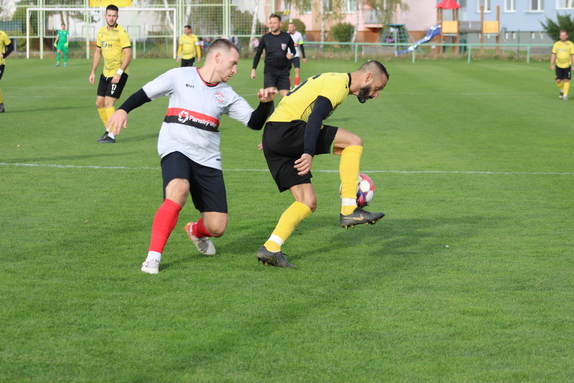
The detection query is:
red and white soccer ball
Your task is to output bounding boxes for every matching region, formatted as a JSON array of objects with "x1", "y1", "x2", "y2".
[
  {"x1": 356, "y1": 173, "x2": 375, "y2": 208},
  {"x1": 340, "y1": 173, "x2": 376, "y2": 208}
]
